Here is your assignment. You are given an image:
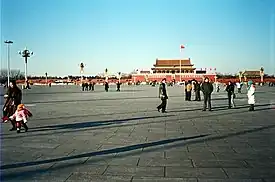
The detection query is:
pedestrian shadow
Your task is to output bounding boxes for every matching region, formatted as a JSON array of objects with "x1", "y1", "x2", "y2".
[
  {"x1": 3, "y1": 103, "x2": 274, "y2": 140},
  {"x1": 2, "y1": 124, "x2": 275, "y2": 180},
  {"x1": 31, "y1": 107, "x2": 184, "y2": 121},
  {"x1": 1, "y1": 134, "x2": 208, "y2": 171},
  {"x1": 26, "y1": 114, "x2": 175, "y2": 133},
  {"x1": 170, "y1": 103, "x2": 273, "y2": 113}
]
